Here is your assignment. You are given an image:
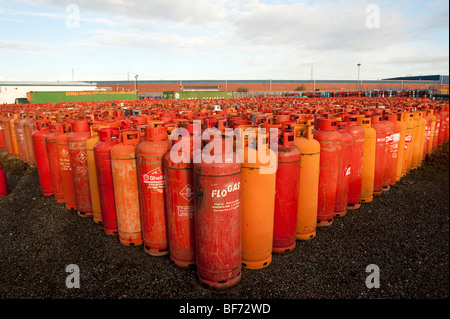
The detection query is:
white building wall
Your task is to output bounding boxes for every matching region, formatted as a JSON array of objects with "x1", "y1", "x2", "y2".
[{"x1": 0, "y1": 82, "x2": 97, "y2": 104}]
